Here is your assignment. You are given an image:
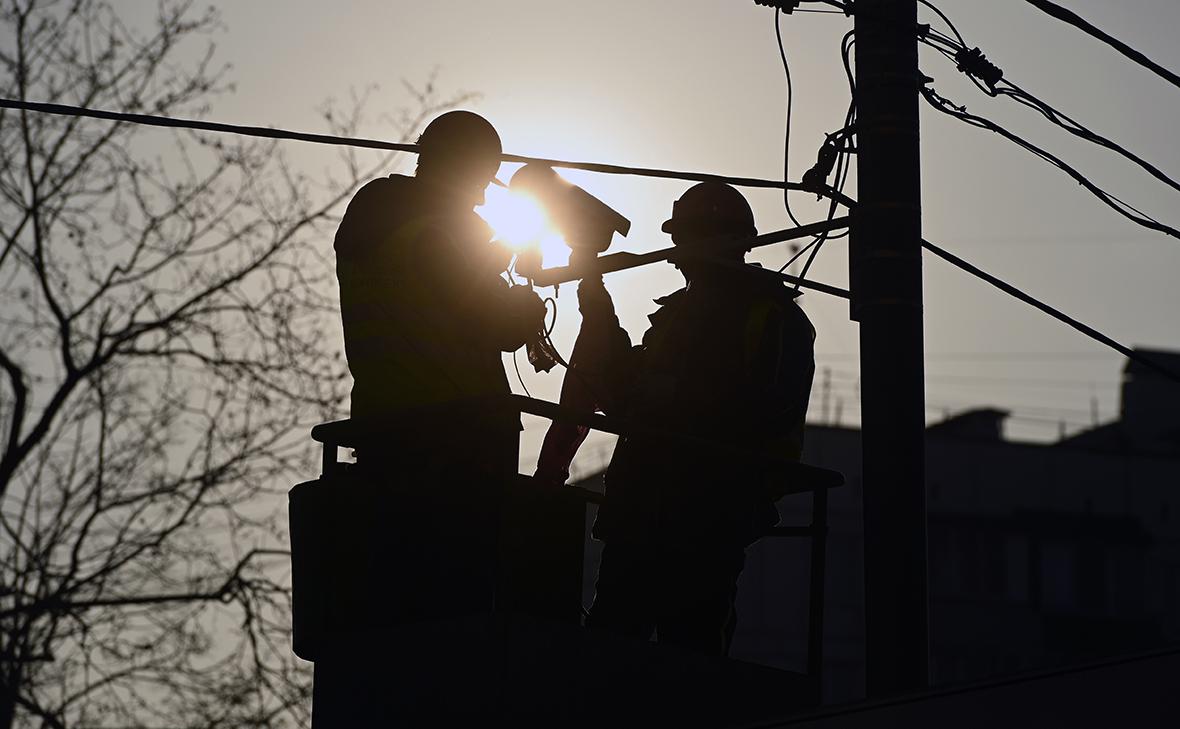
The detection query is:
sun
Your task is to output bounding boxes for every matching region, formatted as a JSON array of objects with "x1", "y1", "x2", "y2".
[
  {"x1": 478, "y1": 185, "x2": 549, "y2": 250},
  {"x1": 477, "y1": 185, "x2": 572, "y2": 269}
]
